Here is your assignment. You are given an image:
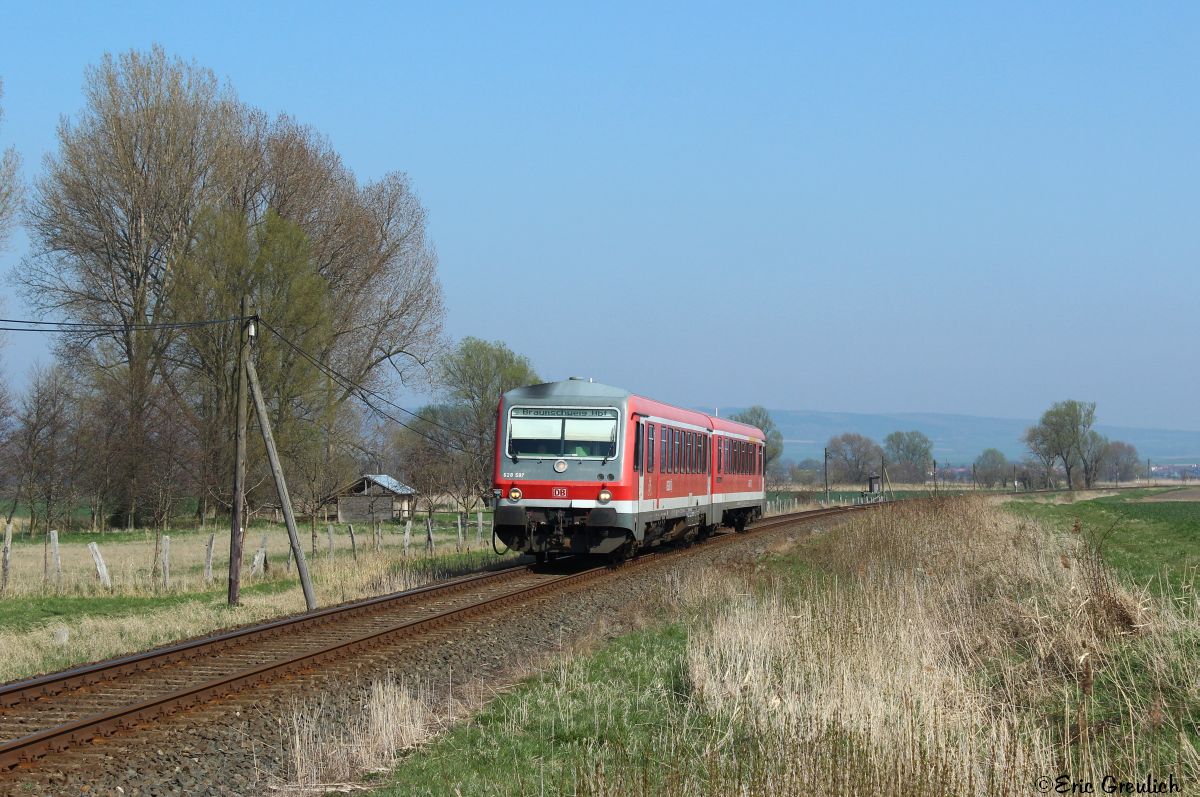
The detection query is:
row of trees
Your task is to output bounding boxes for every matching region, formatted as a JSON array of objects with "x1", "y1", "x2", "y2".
[
  {"x1": 1022, "y1": 400, "x2": 1140, "y2": 489},
  {"x1": 775, "y1": 430, "x2": 935, "y2": 486},
  {"x1": 769, "y1": 403, "x2": 1141, "y2": 490},
  {"x1": 0, "y1": 49, "x2": 444, "y2": 534}
]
